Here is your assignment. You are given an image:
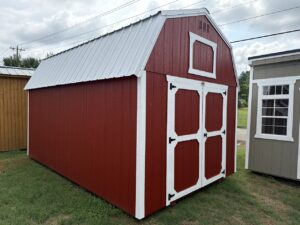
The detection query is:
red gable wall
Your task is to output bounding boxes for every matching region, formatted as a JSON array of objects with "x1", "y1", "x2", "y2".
[{"x1": 144, "y1": 16, "x2": 237, "y2": 216}]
